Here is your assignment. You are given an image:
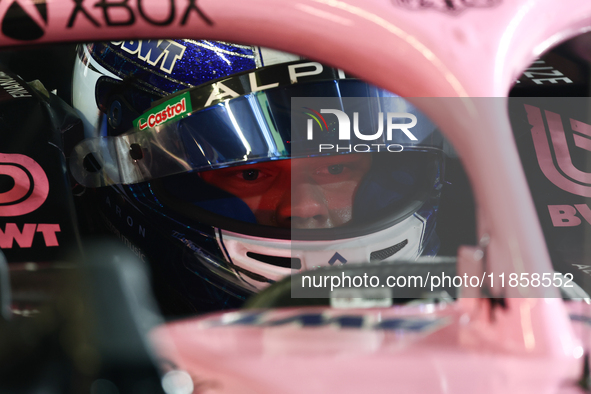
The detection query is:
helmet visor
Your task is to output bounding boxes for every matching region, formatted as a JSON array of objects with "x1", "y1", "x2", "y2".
[
  {"x1": 70, "y1": 72, "x2": 444, "y2": 239},
  {"x1": 70, "y1": 79, "x2": 442, "y2": 187},
  {"x1": 154, "y1": 150, "x2": 442, "y2": 241}
]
